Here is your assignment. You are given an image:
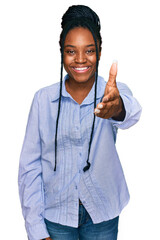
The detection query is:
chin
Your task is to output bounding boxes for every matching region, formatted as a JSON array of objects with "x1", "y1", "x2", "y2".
[{"x1": 69, "y1": 72, "x2": 95, "y2": 83}]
